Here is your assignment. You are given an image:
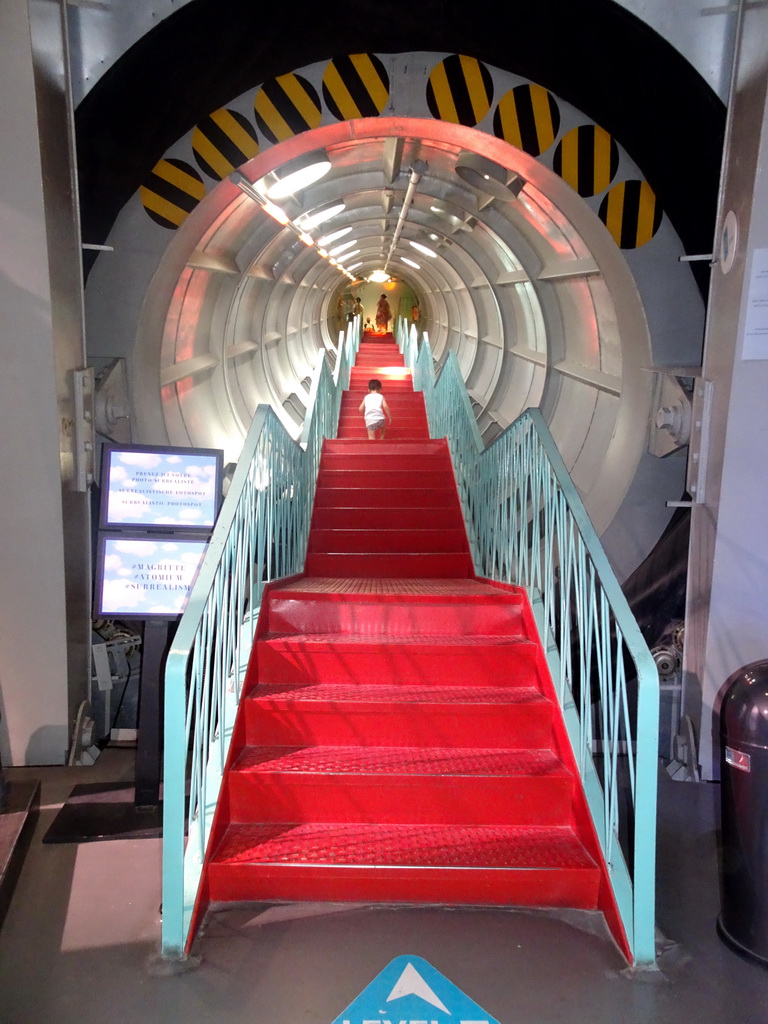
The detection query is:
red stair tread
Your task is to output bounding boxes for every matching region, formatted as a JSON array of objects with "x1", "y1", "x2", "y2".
[
  {"x1": 234, "y1": 744, "x2": 568, "y2": 777},
  {"x1": 251, "y1": 682, "x2": 546, "y2": 705},
  {"x1": 214, "y1": 822, "x2": 596, "y2": 870},
  {"x1": 324, "y1": 440, "x2": 446, "y2": 453},
  {"x1": 274, "y1": 577, "x2": 516, "y2": 596},
  {"x1": 262, "y1": 631, "x2": 535, "y2": 649}
]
